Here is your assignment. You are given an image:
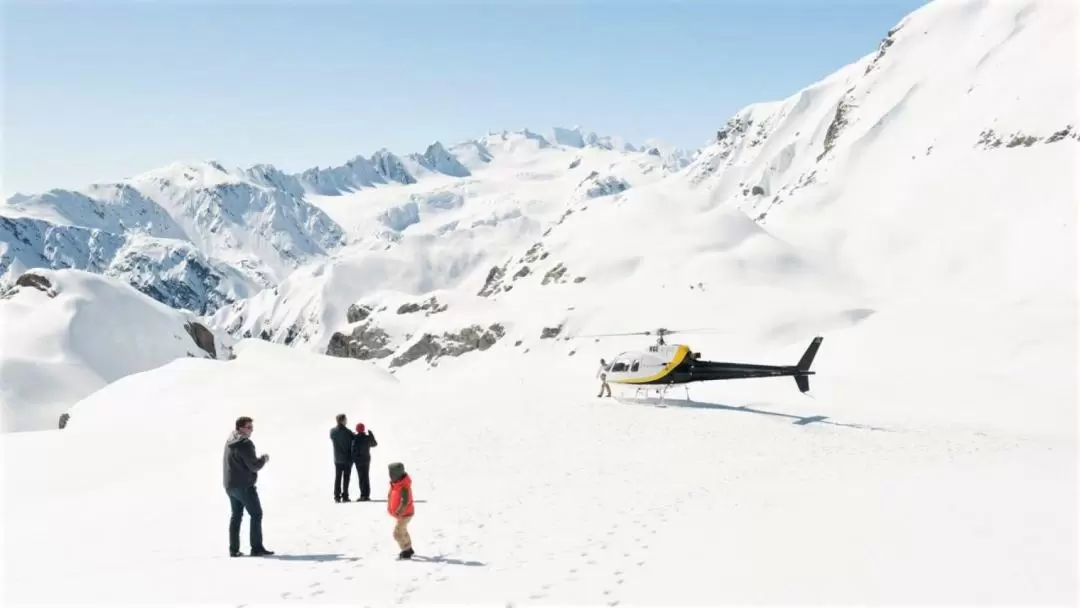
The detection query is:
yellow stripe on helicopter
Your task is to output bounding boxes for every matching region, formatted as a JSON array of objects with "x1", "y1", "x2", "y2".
[{"x1": 610, "y1": 344, "x2": 691, "y2": 385}]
